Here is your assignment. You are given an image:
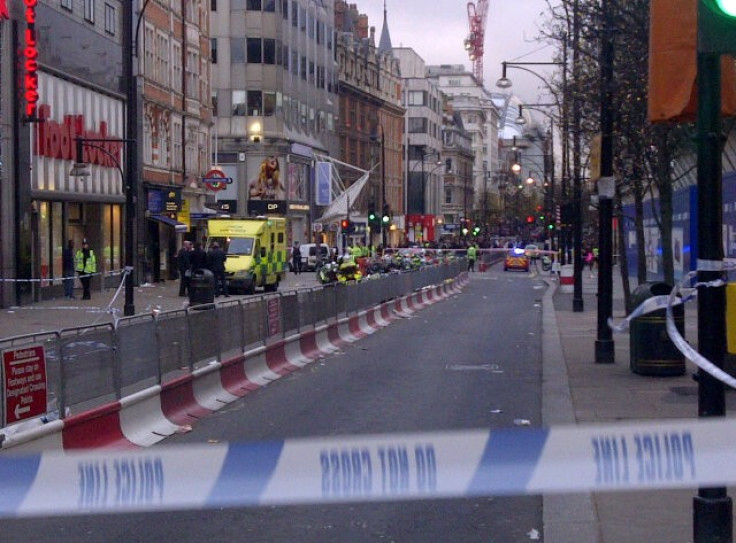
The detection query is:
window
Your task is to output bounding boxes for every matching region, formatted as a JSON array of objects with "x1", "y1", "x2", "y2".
[
  {"x1": 104, "y1": 4, "x2": 116, "y2": 34},
  {"x1": 291, "y1": 1, "x2": 298, "y2": 27},
  {"x1": 186, "y1": 49, "x2": 200, "y2": 100},
  {"x1": 61, "y1": 0, "x2": 73, "y2": 11},
  {"x1": 445, "y1": 187, "x2": 453, "y2": 204},
  {"x1": 211, "y1": 0, "x2": 217, "y2": 11},
  {"x1": 263, "y1": 39, "x2": 275, "y2": 64},
  {"x1": 210, "y1": 38, "x2": 218, "y2": 63},
  {"x1": 231, "y1": 38, "x2": 245, "y2": 62},
  {"x1": 300, "y1": 56, "x2": 307, "y2": 80},
  {"x1": 264, "y1": 0, "x2": 275, "y2": 12},
  {"x1": 300, "y1": 7, "x2": 306, "y2": 31},
  {"x1": 247, "y1": 91, "x2": 262, "y2": 116},
  {"x1": 263, "y1": 91, "x2": 277, "y2": 116},
  {"x1": 282, "y1": 44, "x2": 289, "y2": 69},
  {"x1": 144, "y1": 25, "x2": 155, "y2": 79},
  {"x1": 157, "y1": 118, "x2": 169, "y2": 168},
  {"x1": 232, "y1": 90, "x2": 246, "y2": 116},
  {"x1": 143, "y1": 115, "x2": 153, "y2": 164},
  {"x1": 171, "y1": 116, "x2": 183, "y2": 170},
  {"x1": 282, "y1": 0, "x2": 288, "y2": 19},
  {"x1": 156, "y1": 32, "x2": 170, "y2": 87},
  {"x1": 84, "y1": 0, "x2": 94, "y2": 22},
  {"x1": 172, "y1": 40, "x2": 182, "y2": 93},
  {"x1": 408, "y1": 91, "x2": 427, "y2": 106},
  {"x1": 408, "y1": 117, "x2": 428, "y2": 134},
  {"x1": 246, "y1": 0, "x2": 261, "y2": 9},
  {"x1": 247, "y1": 38, "x2": 262, "y2": 63}
]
